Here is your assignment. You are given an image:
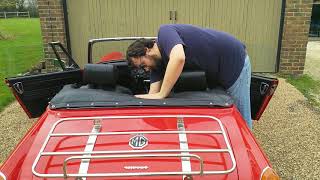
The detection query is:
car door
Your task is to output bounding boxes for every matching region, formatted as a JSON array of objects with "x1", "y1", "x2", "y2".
[
  {"x1": 5, "y1": 42, "x2": 82, "y2": 118},
  {"x1": 250, "y1": 74, "x2": 279, "y2": 120},
  {"x1": 5, "y1": 70, "x2": 82, "y2": 118}
]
